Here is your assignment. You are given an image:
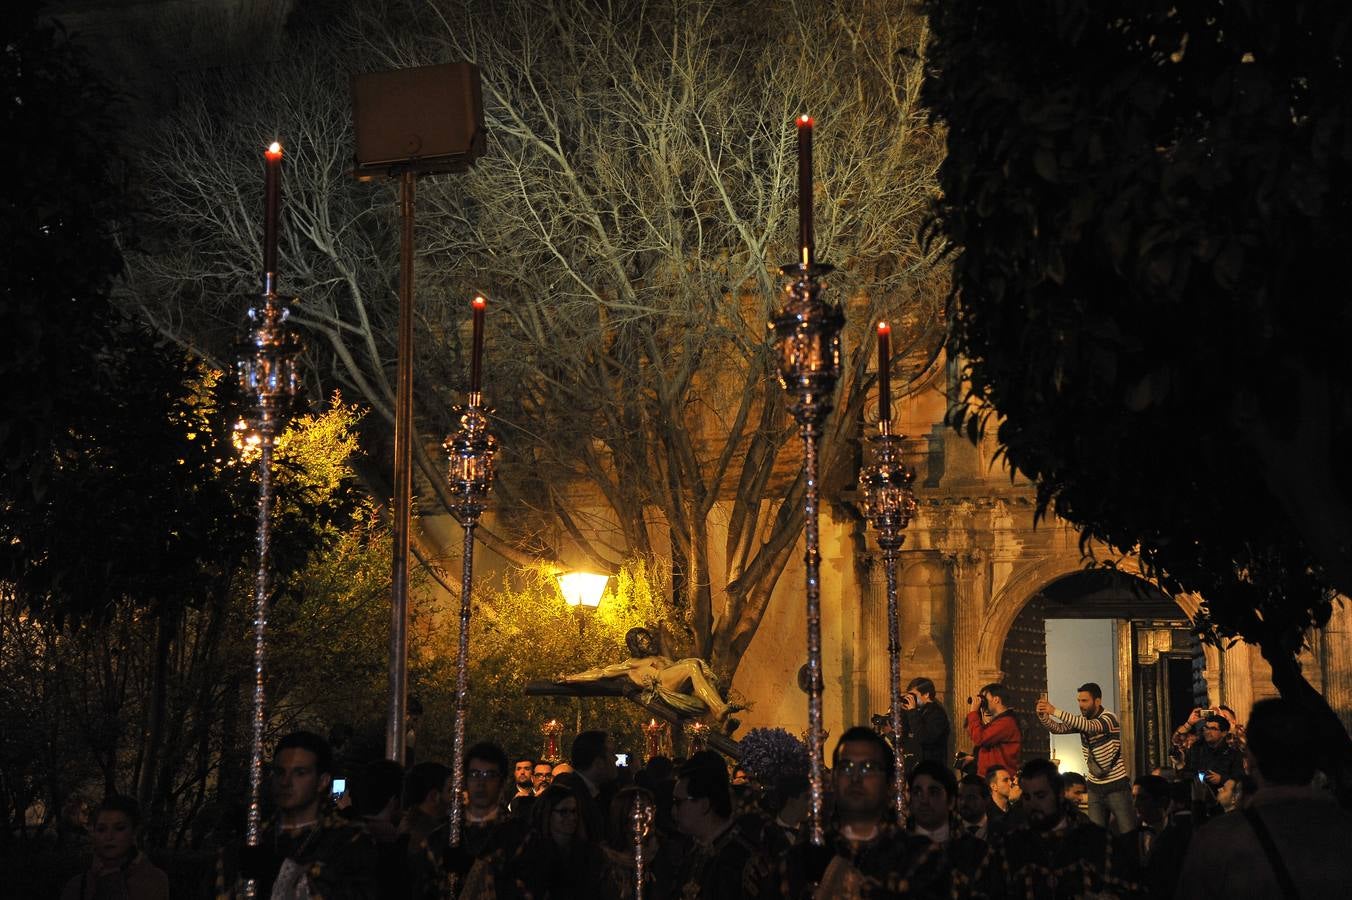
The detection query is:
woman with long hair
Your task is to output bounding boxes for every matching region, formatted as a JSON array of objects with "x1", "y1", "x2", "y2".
[{"x1": 464, "y1": 783, "x2": 604, "y2": 899}]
